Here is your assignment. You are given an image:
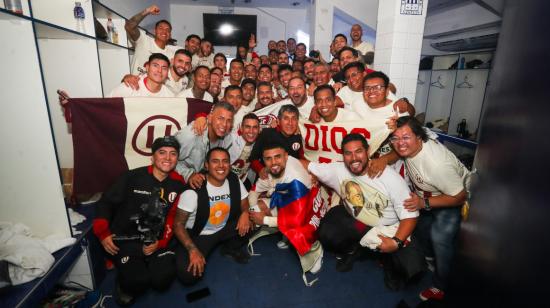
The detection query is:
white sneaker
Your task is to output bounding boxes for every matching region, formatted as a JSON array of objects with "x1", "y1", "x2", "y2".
[
  {"x1": 277, "y1": 238, "x2": 289, "y2": 249},
  {"x1": 309, "y1": 250, "x2": 323, "y2": 274}
]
